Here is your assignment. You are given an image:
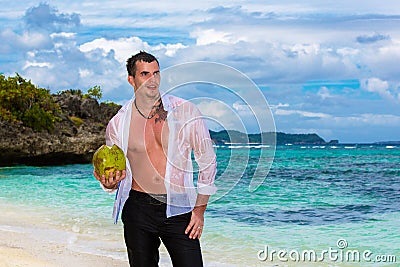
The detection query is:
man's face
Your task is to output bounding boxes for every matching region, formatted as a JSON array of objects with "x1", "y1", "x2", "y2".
[{"x1": 129, "y1": 60, "x2": 160, "y2": 98}]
